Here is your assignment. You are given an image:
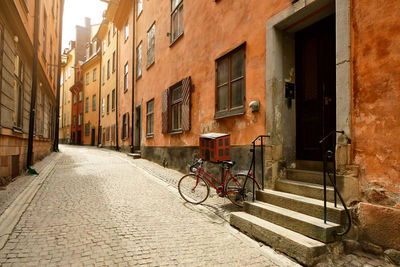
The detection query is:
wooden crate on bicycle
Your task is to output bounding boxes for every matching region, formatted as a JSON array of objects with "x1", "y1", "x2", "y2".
[{"x1": 199, "y1": 133, "x2": 230, "y2": 163}]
